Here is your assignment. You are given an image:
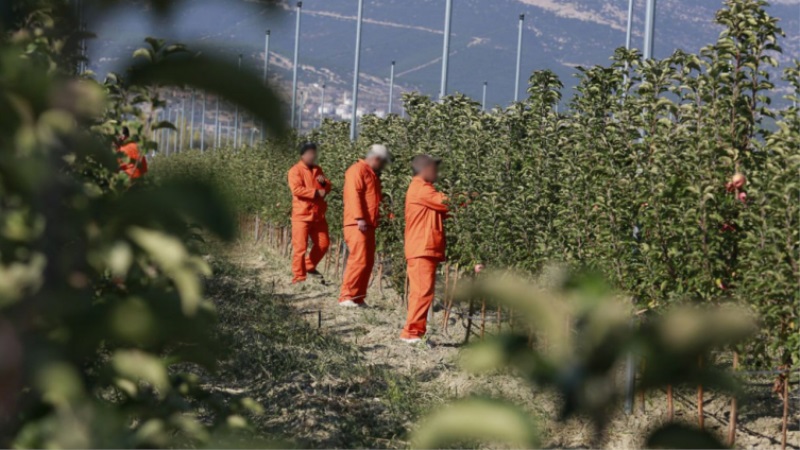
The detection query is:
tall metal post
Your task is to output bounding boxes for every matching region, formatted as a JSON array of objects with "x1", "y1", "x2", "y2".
[
  {"x1": 439, "y1": 0, "x2": 453, "y2": 99},
  {"x1": 514, "y1": 14, "x2": 525, "y2": 103},
  {"x1": 262, "y1": 30, "x2": 271, "y2": 135},
  {"x1": 350, "y1": 0, "x2": 364, "y2": 141},
  {"x1": 189, "y1": 90, "x2": 195, "y2": 150},
  {"x1": 179, "y1": 97, "x2": 186, "y2": 151},
  {"x1": 625, "y1": 0, "x2": 634, "y2": 50},
  {"x1": 482, "y1": 81, "x2": 488, "y2": 111},
  {"x1": 388, "y1": 60, "x2": 395, "y2": 114},
  {"x1": 214, "y1": 96, "x2": 221, "y2": 148},
  {"x1": 291, "y1": 2, "x2": 302, "y2": 129},
  {"x1": 234, "y1": 54, "x2": 242, "y2": 147},
  {"x1": 200, "y1": 92, "x2": 206, "y2": 152},
  {"x1": 319, "y1": 83, "x2": 326, "y2": 127},
  {"x1": 643, "y1": 0, "x2": 657, "y2": 59}
]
